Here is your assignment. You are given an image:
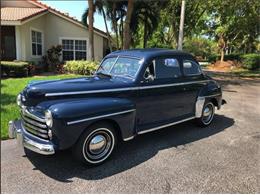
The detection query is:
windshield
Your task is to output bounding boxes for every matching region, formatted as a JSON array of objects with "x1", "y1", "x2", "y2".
[{"x1": 96, "y1": 57, "x2": 142, "y2": 78}]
